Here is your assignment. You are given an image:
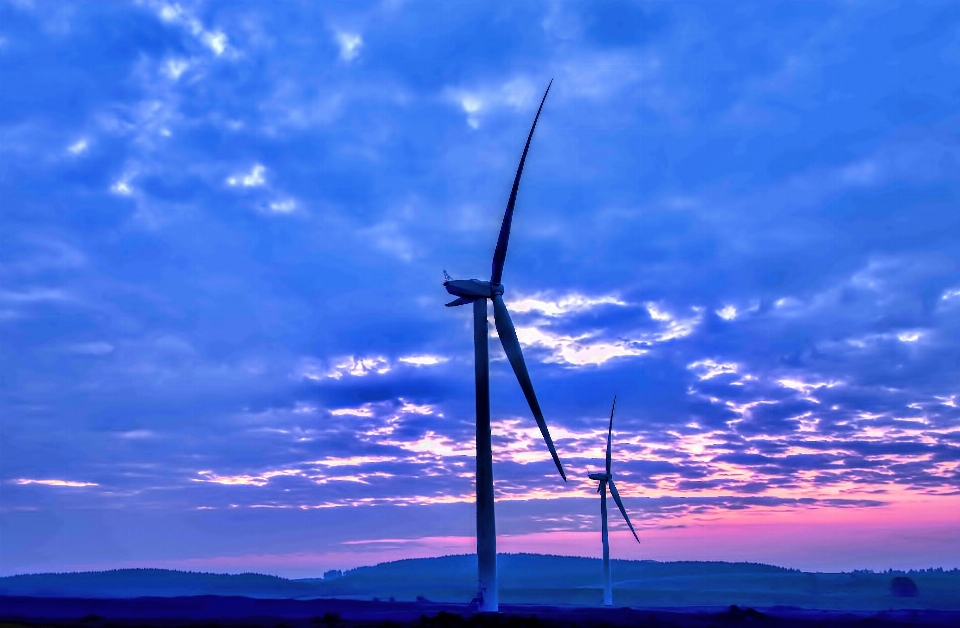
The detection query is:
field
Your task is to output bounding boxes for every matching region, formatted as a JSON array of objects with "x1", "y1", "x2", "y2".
[
  {"x1": 3, "y1": 554, "x2": 959, "y2": 610},
  {"x1": 299, "y1": 555, "x2": 960, "y2": 611},
  {"x1": 1, "y1": 595, "x2": 959, "y2": 628}
]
